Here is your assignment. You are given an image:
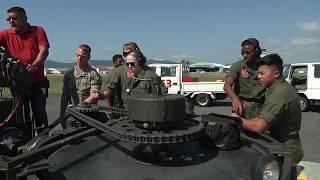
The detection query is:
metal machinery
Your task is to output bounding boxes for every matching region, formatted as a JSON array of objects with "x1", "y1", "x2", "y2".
[
  {"x1": 0, "y1": 48, "x2": 294, "y2": 180},
  {"x1": 0, "y1": 47, "x2": 34, "y2": 157}
]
